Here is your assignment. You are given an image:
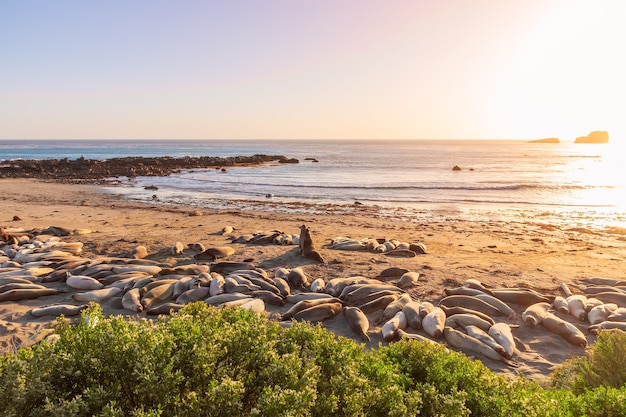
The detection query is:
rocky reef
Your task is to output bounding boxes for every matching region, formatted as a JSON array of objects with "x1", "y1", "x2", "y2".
[{"x1": 0, "y1": 154, "x2": 297, "y2": 183}]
